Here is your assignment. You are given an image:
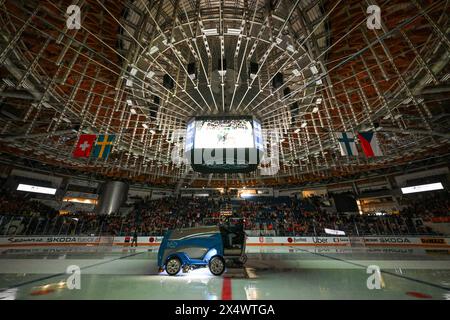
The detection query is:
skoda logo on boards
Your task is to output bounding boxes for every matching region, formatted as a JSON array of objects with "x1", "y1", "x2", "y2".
[{"x1": 379, "y1": 238, "x2": 411, "y2": 243}]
